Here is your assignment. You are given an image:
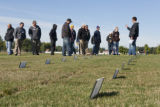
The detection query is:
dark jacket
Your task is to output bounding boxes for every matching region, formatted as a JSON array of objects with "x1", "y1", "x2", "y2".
[
  {"x1": 94, "y1": 30, "x2": 101, "y2": 44},
  {"x1": 106, "y1": 34, "x2": 113, "y2": 44},
  {"x1": 70, "y1": 29, "x2": 76, "y2": 42},
  {"x1": 112, "y1": 31, "x2": 120, "y2": 42},
  {"x1": 127, "y1": 22, "x2": 139, "y2": 39},
  {"x1": 5, "y1": 27, "x2": 14, "y2": 42},
  {"x1": 14, "y1": 27, "x2": 26, "y2": 40},
  {"x1": 49, "y1": 25, "x2": 57, "y2": 41},
  {"x1": 78, "y1": 28, "x2": 90, "y2": 41},
  {"x1": 28, "y1": 25, "x2": 41, "y2": 40},
  {"x1": 61, "y1": 22, "x2": 71, "y2": 38}
]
